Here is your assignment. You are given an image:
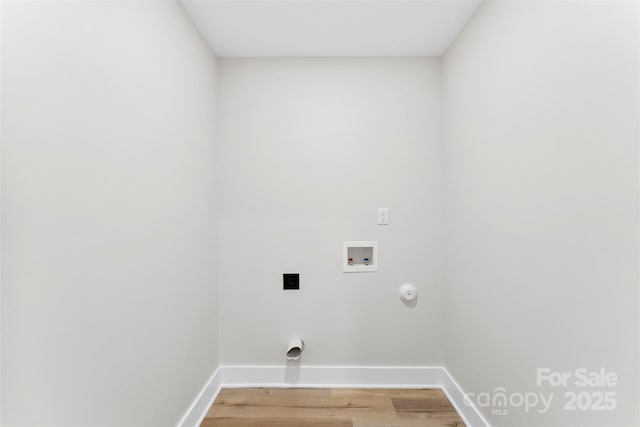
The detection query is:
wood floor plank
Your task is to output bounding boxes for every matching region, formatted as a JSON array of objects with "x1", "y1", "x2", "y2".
[
  {"x1": 209, "y1": 388, "x2": 392, "y2": 419},
  {"x1": 333, "y1": 389, "x2": 444, "y2": 399},
  {"x1": 353, "y1": 419, "x2": 465, "y2": 427},
  {"x1": 202, "y1": 388, "x2": 465, "y2": 427},
  {"x1": 392, "y1": 396, "x2": 457, "y2": 413},
  {"x1": 202, "y1": 417, "x2": 353, "y2": 427}
]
